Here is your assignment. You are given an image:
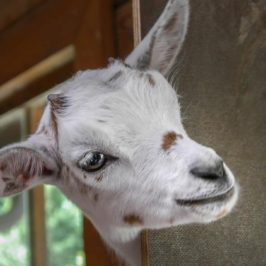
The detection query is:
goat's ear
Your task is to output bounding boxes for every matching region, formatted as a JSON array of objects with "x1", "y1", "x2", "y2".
[
  {"x1": 0, "y1": 137, "x2": 59, "y2": 197},
  {"x1": 125, "y1": 0, "x2": 189, "y2": 75}
]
